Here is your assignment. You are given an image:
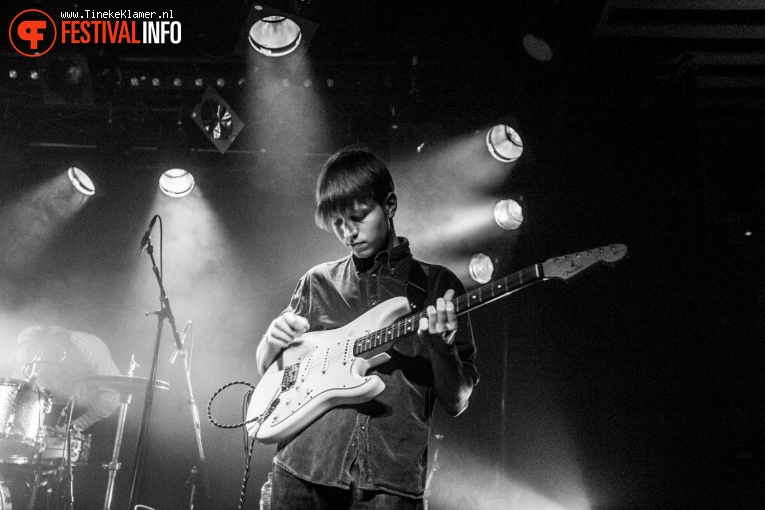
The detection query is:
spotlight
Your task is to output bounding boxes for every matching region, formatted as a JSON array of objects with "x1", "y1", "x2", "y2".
[
  {"x1": 30, "y1": 70, "x2": 40, "y2": 80},
  {"x1": 238, "y1": 1, "x2": 318, "y2": 71},
  {"x1": 159, "y1": 169, "x2": 195, "y2": 198},
  {"x1": 469, "y1": 254, "x2": 494, "y2": 284},
  {"x1": 195, "y1": 78, "x2": 204, "y2": 87},
  {"x1": 216, "y1": 78, "x2": 226, "y2": 87},
  {"x1": 67, "y1": 167, "x2": 95, "y2": 196},
  {"x1": 130, "y1": 77, "x2": 140, "y2": 86},
  {"x1": 486, "y1": 124, "x2": 523, "y2": 163},
  {"x1": 192, "y1": 87, "x2": 244, "y2": 154},
  {"x1": 494, "y1": 199, "x2": 523, "y2": 230},
  {"x1": 249, "y1": 14, "x2": 301, "y2": 57},
  {"x1": 9, "y1": 70, "x2": 18, "y2": 79}
]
